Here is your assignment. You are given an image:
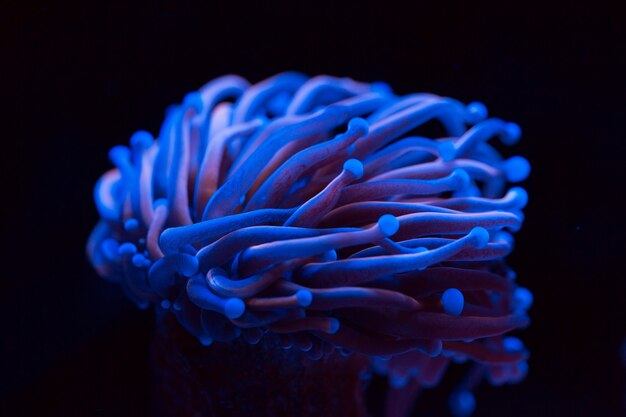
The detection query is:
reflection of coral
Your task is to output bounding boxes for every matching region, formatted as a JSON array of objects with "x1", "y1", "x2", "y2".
[
  {"x1": 151, "y1": 312, "x2": 371, "y2": 417},
  {"x1": 86, "y1": 73, "x2": 531, "y2": 416}
]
